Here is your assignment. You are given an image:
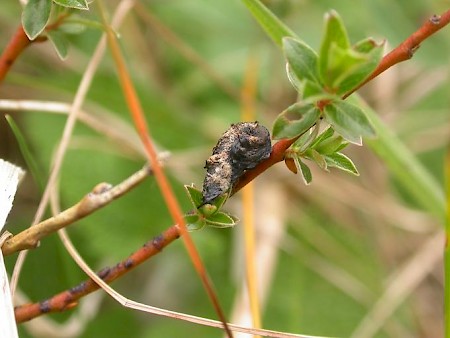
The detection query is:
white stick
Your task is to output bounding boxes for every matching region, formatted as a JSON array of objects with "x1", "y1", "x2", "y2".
[{"x1": 0, "y1": 159, "x2": 24, "y2": 338}]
